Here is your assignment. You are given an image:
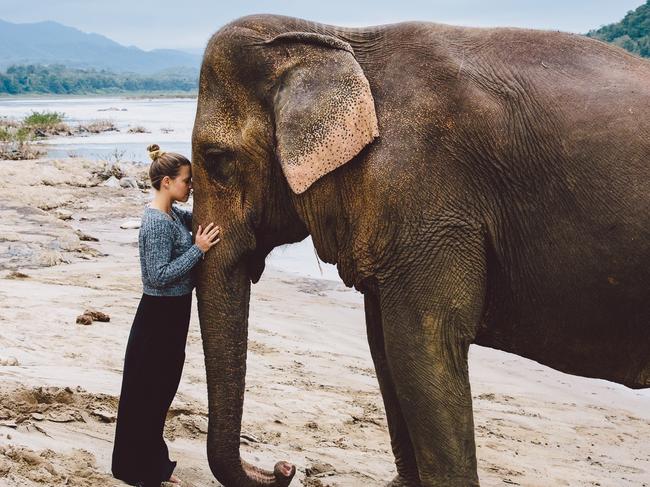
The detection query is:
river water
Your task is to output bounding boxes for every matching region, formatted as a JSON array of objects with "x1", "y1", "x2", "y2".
[{"x1": 0, "y1": 95, "x2": 340, "y2": 281}]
